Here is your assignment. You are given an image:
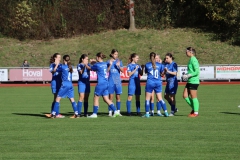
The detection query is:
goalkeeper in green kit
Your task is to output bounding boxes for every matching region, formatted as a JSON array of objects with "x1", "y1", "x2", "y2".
[{"x1": 182, "y1": 47, "x2": 200, "y2": 117}]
